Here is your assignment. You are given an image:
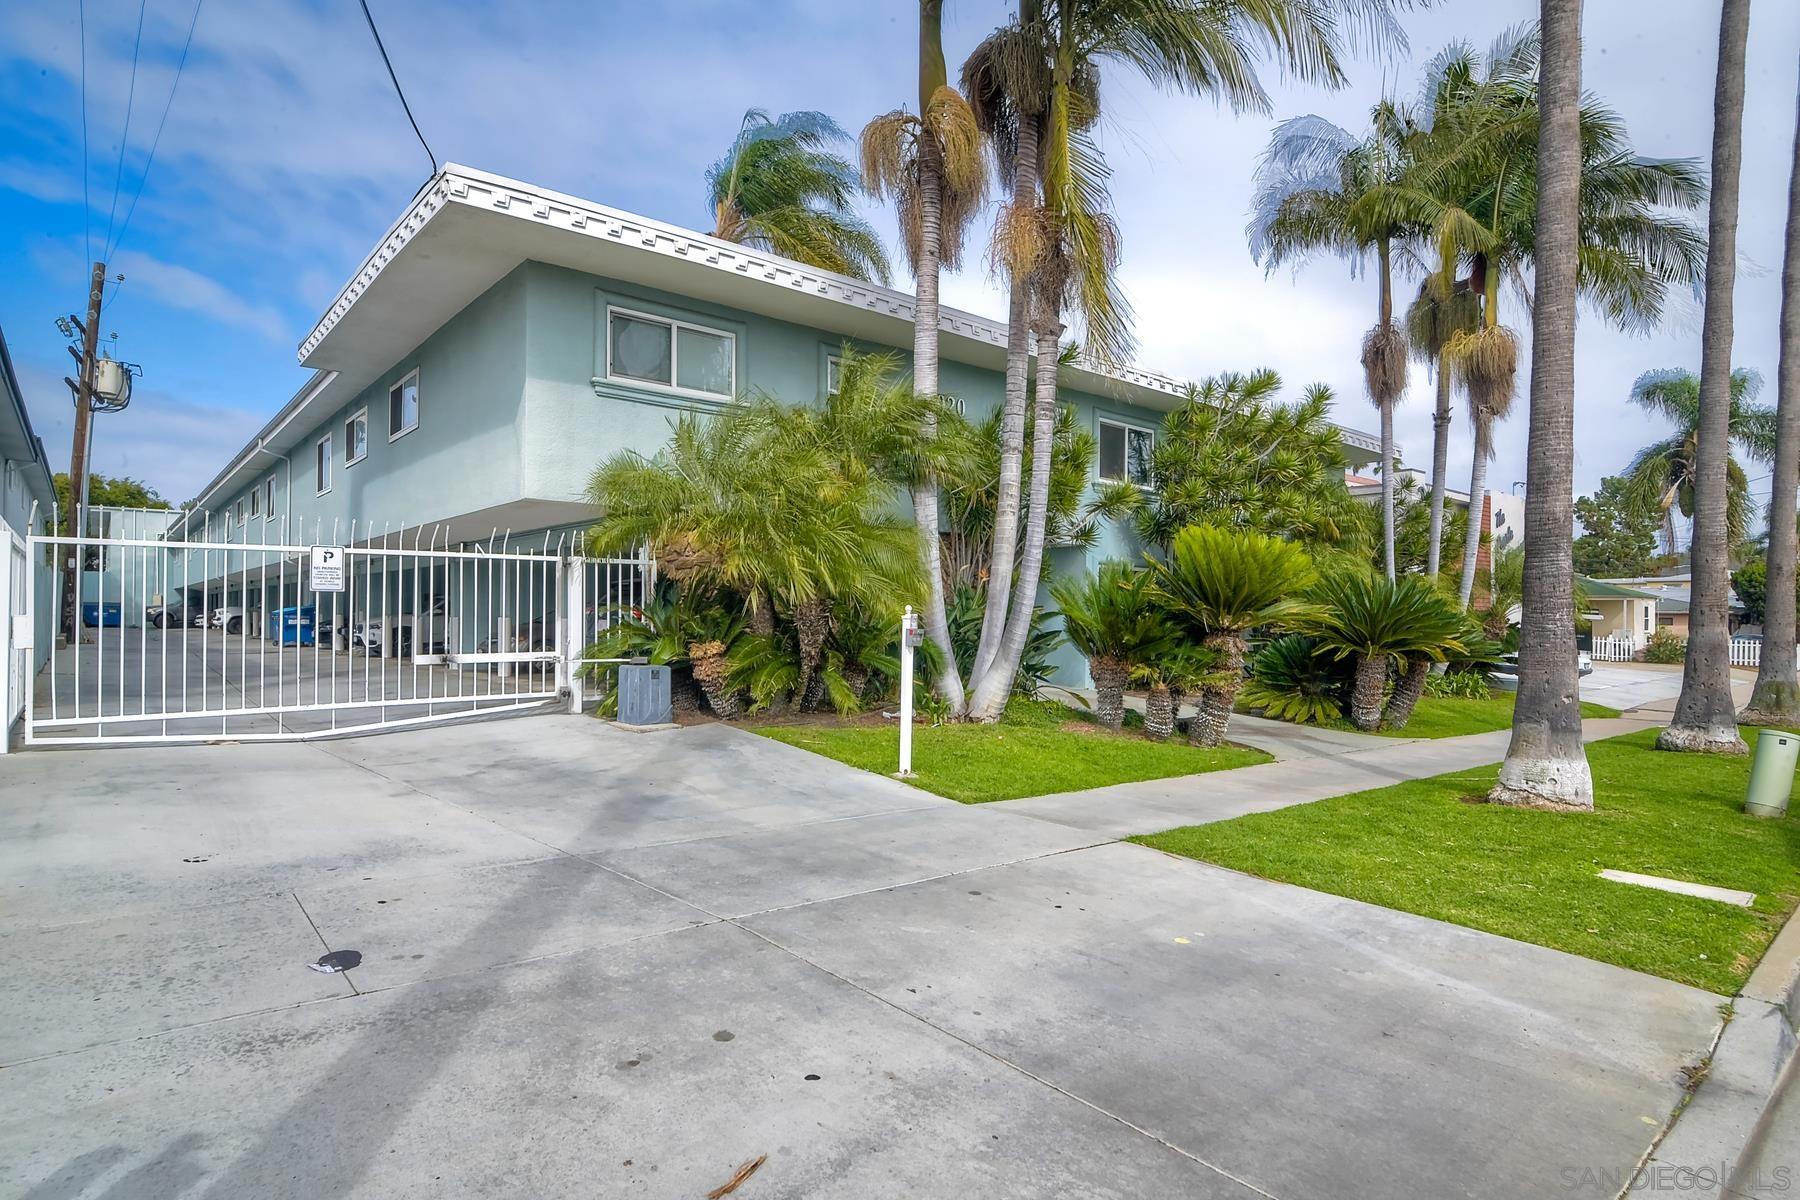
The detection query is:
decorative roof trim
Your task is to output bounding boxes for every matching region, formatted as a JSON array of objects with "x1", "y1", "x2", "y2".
[{"x1": 299, "y1": 165, "x2": 1382, "y2": 457}]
